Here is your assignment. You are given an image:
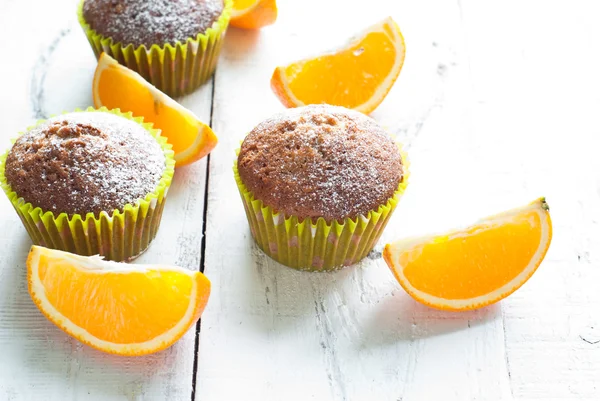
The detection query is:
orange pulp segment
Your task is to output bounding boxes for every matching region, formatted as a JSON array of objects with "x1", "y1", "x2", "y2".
[
  {"x1": 93, "y1": 53, "x2": 217, "y2": 167},
  {"x1": 231, "y1": 0, "x2": 277, "y2": 29},
  {"x1": 28, "y1": 246, "x2": 211, "y2": 356},
  {"x1": 270, "y1": 17, "x2": 405, "y2": 114},
  {"x1": 383, "y1": 198, "x2": 552, "y2": 311}
]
